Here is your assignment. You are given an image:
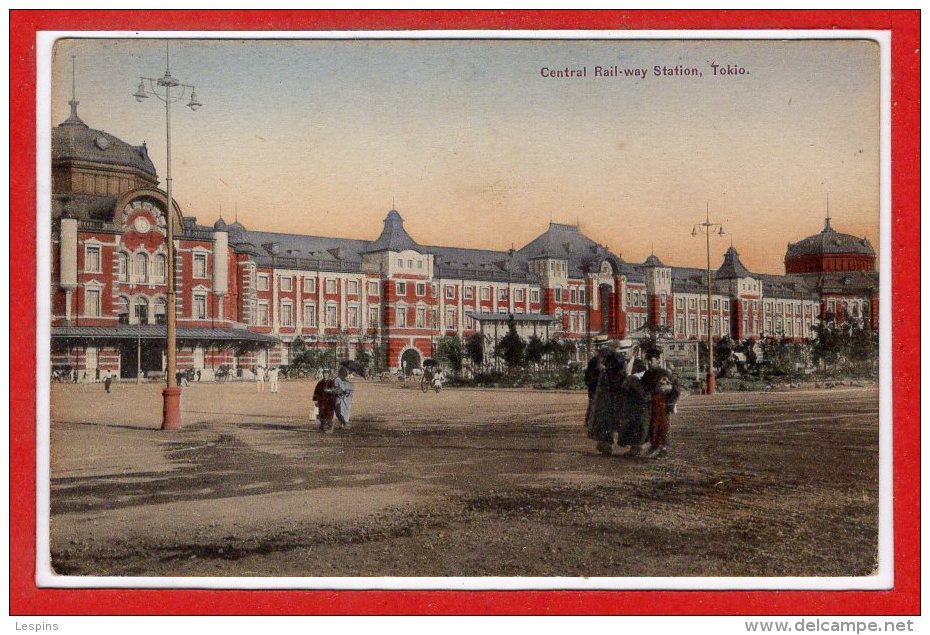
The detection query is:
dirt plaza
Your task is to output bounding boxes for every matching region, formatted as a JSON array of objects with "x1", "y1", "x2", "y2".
[{"x1": 48, "y1": 379, "x2": 880, "y2": 578}]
